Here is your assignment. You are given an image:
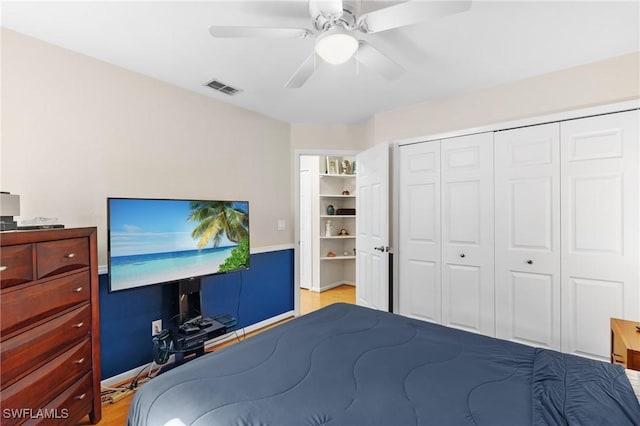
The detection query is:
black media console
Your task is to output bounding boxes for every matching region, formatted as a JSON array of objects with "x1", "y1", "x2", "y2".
[
  {"x1": 172, "y1": 313, "x2": 239, "y2": 364},
  {"x1": 172, "y1": 319, "x2": 226, "y2": 362},
  {"x1": 170, "y1": 277, "x2": 239, "y2": 363}
]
